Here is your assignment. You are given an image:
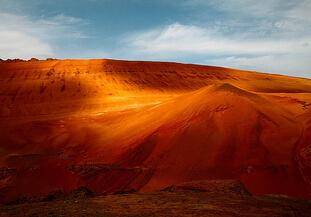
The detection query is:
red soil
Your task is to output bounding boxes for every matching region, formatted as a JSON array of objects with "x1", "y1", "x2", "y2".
[{"x1": 0, "y1": 59, "x2": 311, "y2": 203}]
